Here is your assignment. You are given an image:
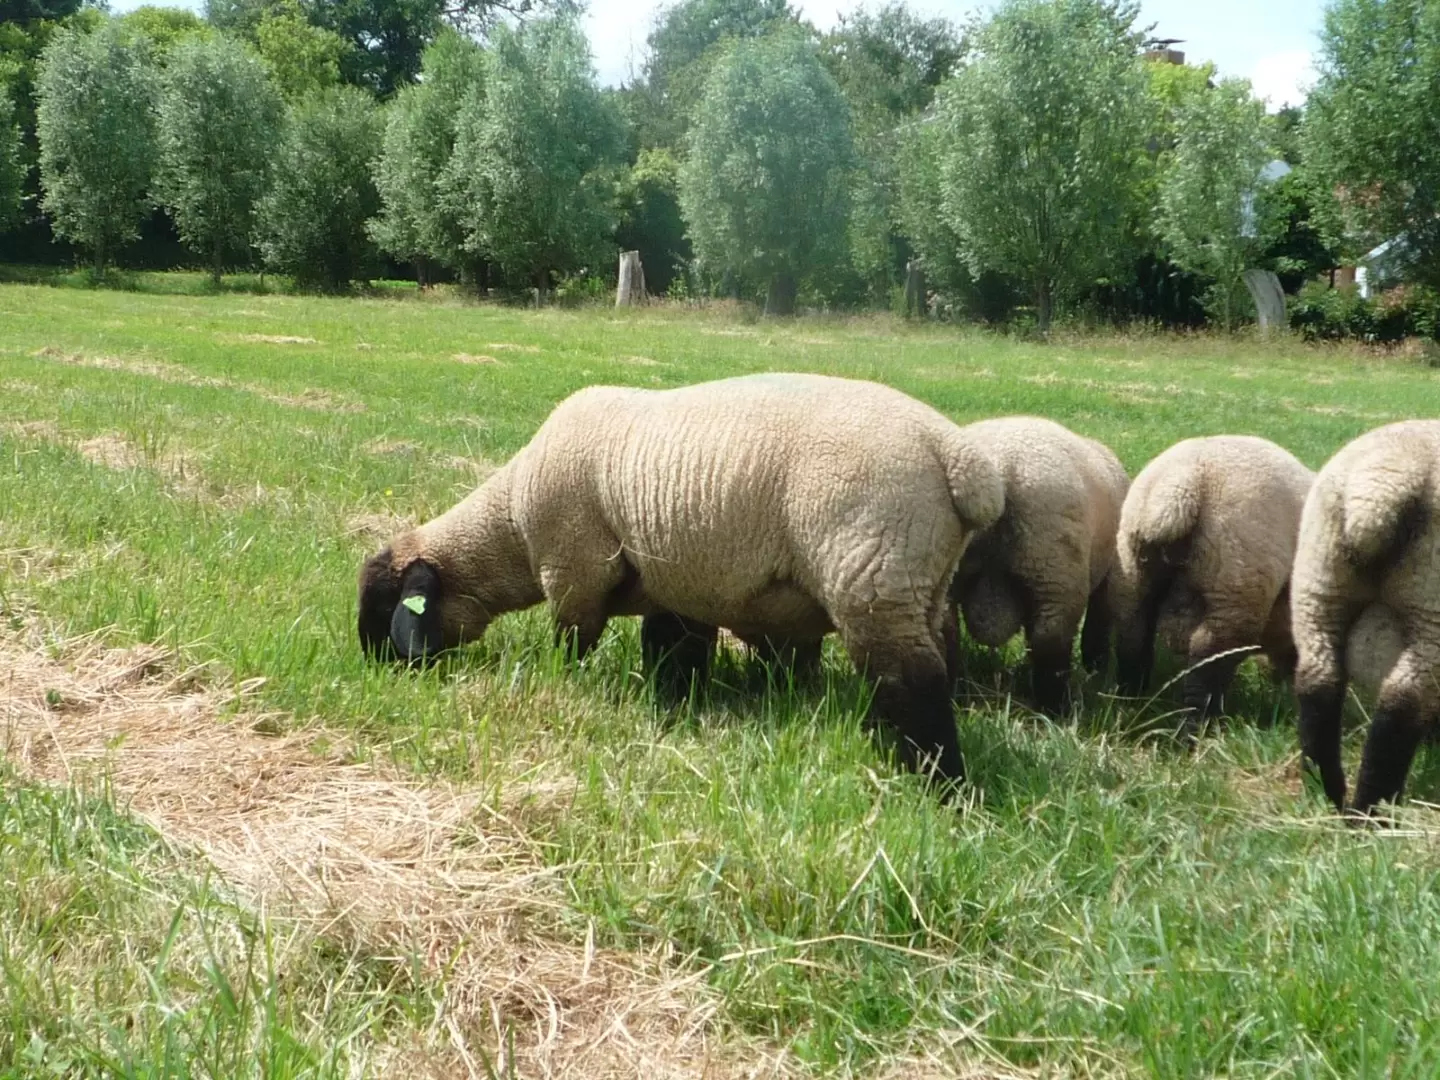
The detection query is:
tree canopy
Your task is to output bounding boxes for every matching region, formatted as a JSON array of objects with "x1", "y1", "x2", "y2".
[
  {"x1": 929, "y1": 0, "x2": 1149, "y2": 330},
  {"x1": 1156, "y1": 76, "x2": 1275, "y2": 328},
  {"x1": 155, "y1": 34, "x2": 283, "y2": 282},
  {"x1": 1303, "y1": 0, "x2": 1440, "y2": 285},
  {"x1": 447, "y1": 15, "x2": 622, "y2": 290},
  {"x1": 35, "y1": 20, "x2": 157, "y2": 273},
  {"x1": 679, "y1": 28, "x2": 854, "y2": 314}
]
